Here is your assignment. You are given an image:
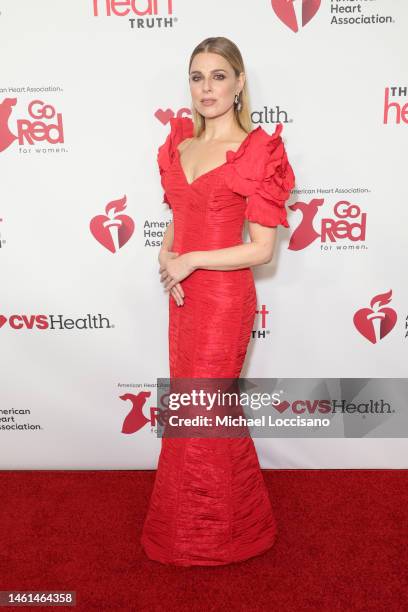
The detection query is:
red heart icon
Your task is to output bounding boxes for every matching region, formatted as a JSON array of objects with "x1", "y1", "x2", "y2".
[
  {"x1": 0, "y1": 315, "x2": 7, "y2": 328},
  {"x1": 154, "y1": 108, "x2": 174, "y2": 125},
  {"x1": 274, "y1": 400, "x2": 290, "y2": 413},
  {"x1": 353, "y1": 308, "x2": 397, "y2": 344},
  {"x1": 90, "y1": 215, "x2": 134, "y2": 253},
  {"x1": 271, "y1": 0, "x2": 321, "y2": 33}
]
